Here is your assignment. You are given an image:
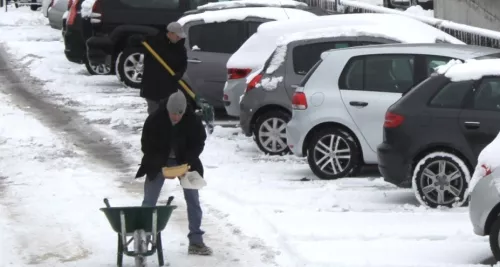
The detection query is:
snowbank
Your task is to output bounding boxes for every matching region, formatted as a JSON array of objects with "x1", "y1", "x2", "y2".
[
  {"x1": 178, "y1": 6, "x2": 315, "y2": 25},
  {"x1": 197, "y1": 0, "x2": 307, "y2": 10},
  {"x1": 265, "y1": 23, "x2": 458, "y2": 75},
  {"x1": 227, "y1": 13, "x2": 462, "y2": 70},
  {"x1": 404, "y1": 5, "x2": 434, "y2": 17},
  {"x1": 81, "y1": 0, "x2": 97, "y2": 19},
  {"x1": 436, "y1": 58, "x2": 500, "y2": 82},
  {"x1": 0, "y1": 6, "x2": 48, "y2": 26},
  {"x1": 469, "y1": 131, "x2": 500, "y2": 192}
]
